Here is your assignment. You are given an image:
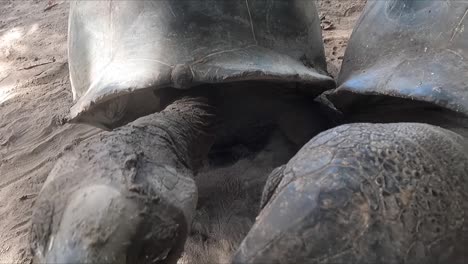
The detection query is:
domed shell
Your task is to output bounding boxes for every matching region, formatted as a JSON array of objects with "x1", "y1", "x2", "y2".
[
  {"x1": 330, "y1": 0, "x2": 468, "y2": 116},
  {"x1": 68, "y1": 0, "x2": 334, "y2": 129}
]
